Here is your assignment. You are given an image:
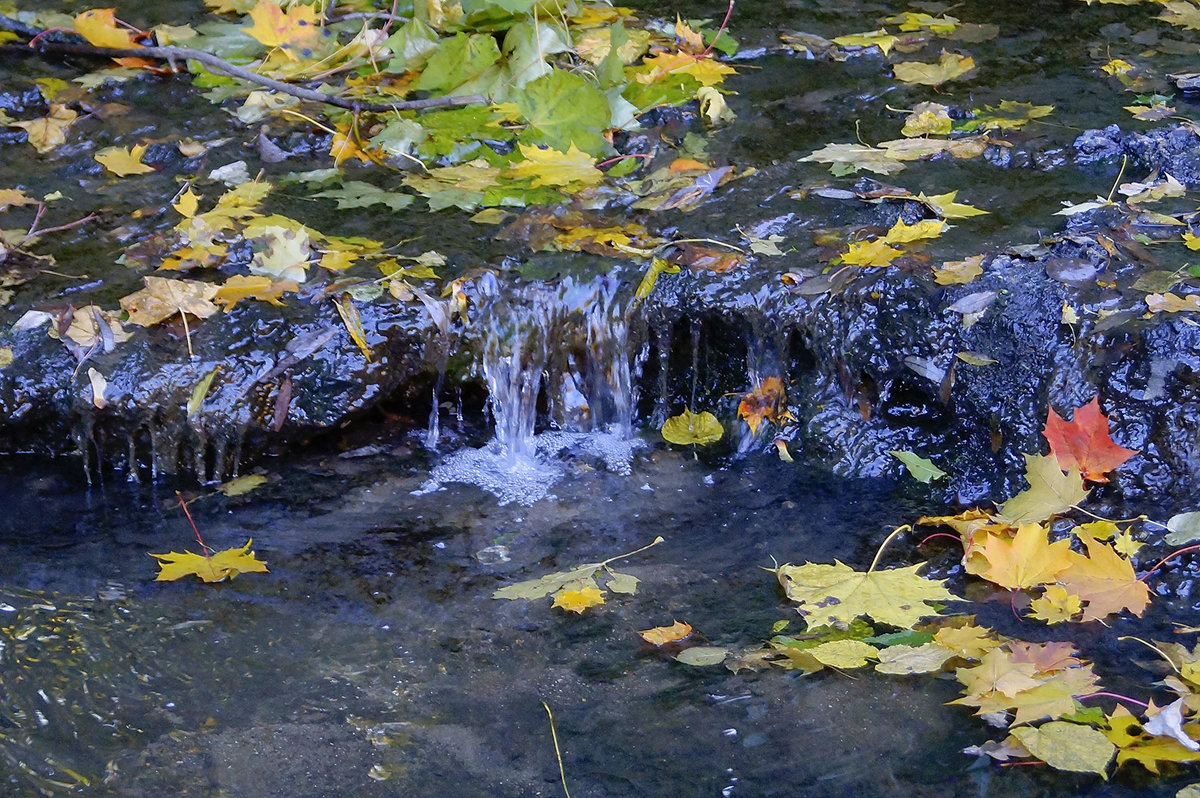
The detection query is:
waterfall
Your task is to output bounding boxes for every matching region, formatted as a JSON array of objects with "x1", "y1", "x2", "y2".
[{"x1": 421, "y1": 274, "x2": 642, "y2": 504}]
